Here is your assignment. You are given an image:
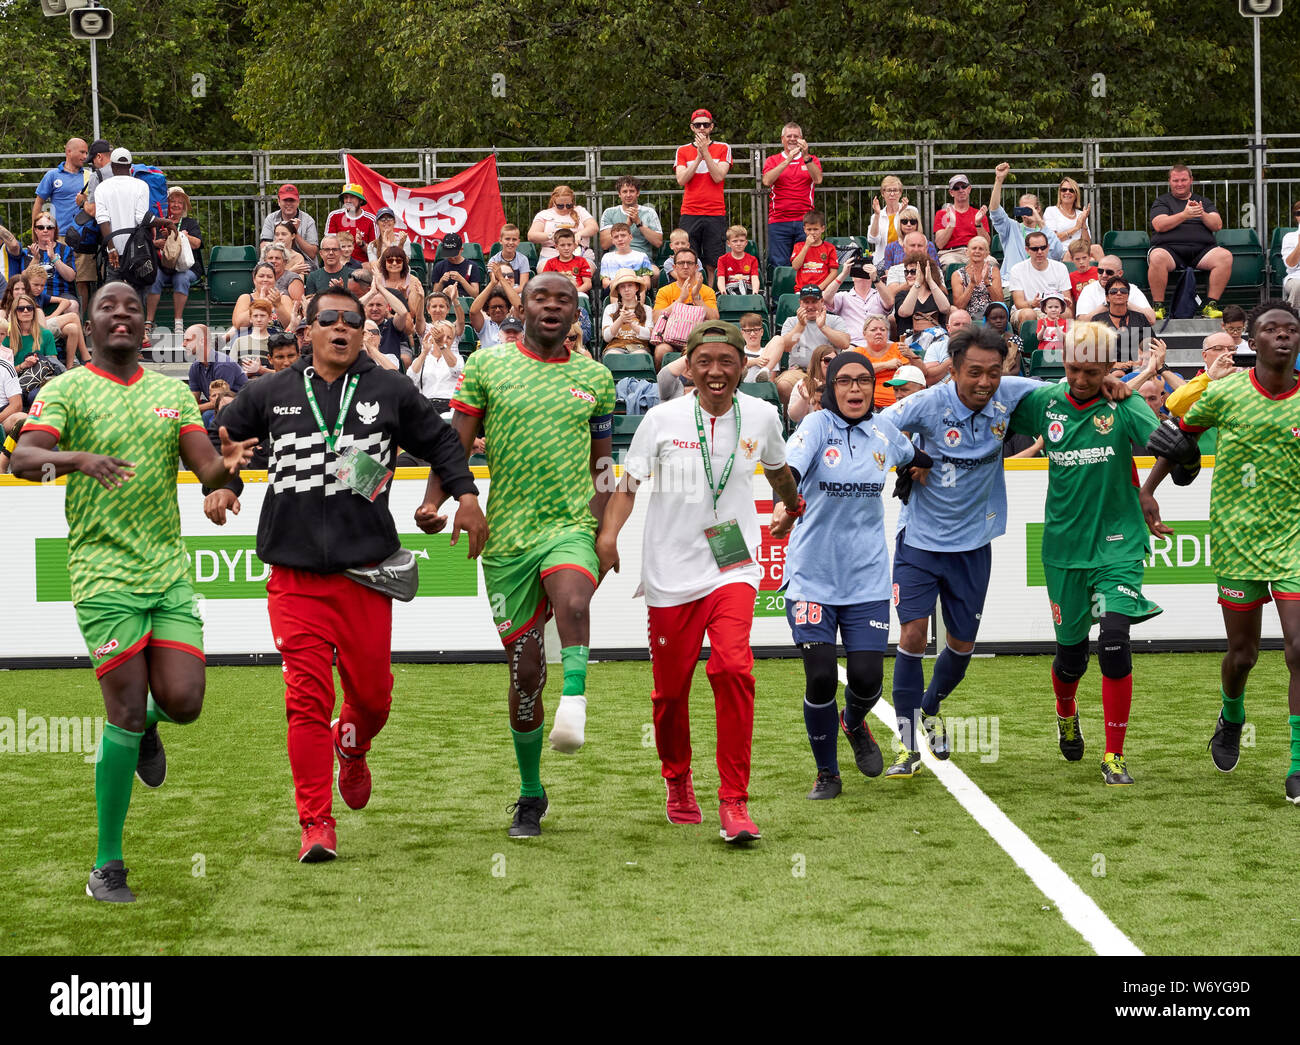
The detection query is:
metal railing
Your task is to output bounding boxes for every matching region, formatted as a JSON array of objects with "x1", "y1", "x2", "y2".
[{"x1": 3, "y1": 135, "x2": 1295, "y2": 271}]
